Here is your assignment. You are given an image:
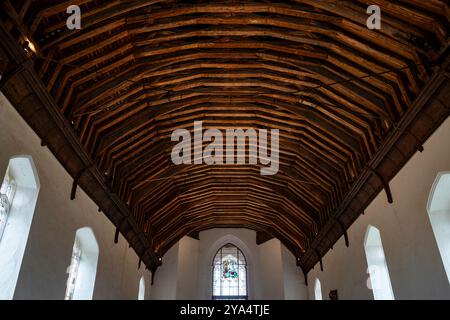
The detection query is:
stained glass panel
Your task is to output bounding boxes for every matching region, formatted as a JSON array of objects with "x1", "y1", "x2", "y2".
[
  {"x1": 65, "y1": 237, "x2": 82, "y2": 300},
  {"x1": 0, "y1": 169, "x2": 16, "y2": 243},
  {"x1": 212, "y1": 243, "x2": 247, "y2": 300}
]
